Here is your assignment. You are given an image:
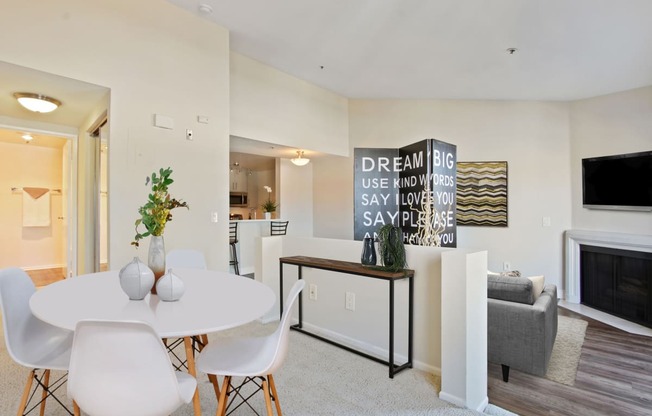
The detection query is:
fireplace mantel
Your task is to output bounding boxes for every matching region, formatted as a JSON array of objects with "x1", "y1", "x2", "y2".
[{"x1": 564, "y1": 230, "x2": 652, "y2": 303}]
